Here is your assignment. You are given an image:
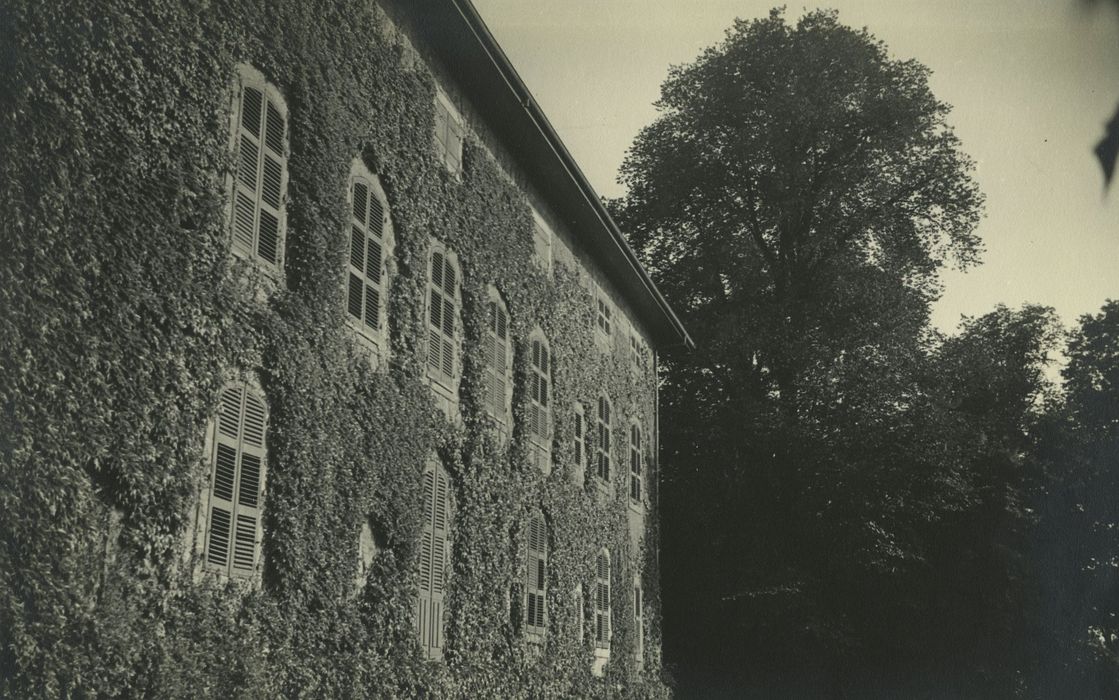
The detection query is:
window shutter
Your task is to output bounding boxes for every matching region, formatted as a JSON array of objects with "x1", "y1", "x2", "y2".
[
  {"x1": 232, "y1": 79, "x2": 286, "y2": 267},
  {"x1": 574, "y1": 407, "x2": 584, "y2": 471},
  {"x1": 595, "y1": 551, "x2": 611, "y2": 649},
  {"x1": 205, "y1": 385, "x2": 266, "y2": 577},
  {"x1": 630, "y1": 424, "x2": 642, "y2": 503},
  {"x1": 494, "y1": 305, "x2": 507, "y2": 419},
  {"x1": 634, "y1": 584, "x2": 644, "y2": 666},
  {"x1": 525, "y1": 513, "x2": 547, "y2": 637},
  {"x1": 416, "y1": 463, "x2": 450, "y2": 660}
]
